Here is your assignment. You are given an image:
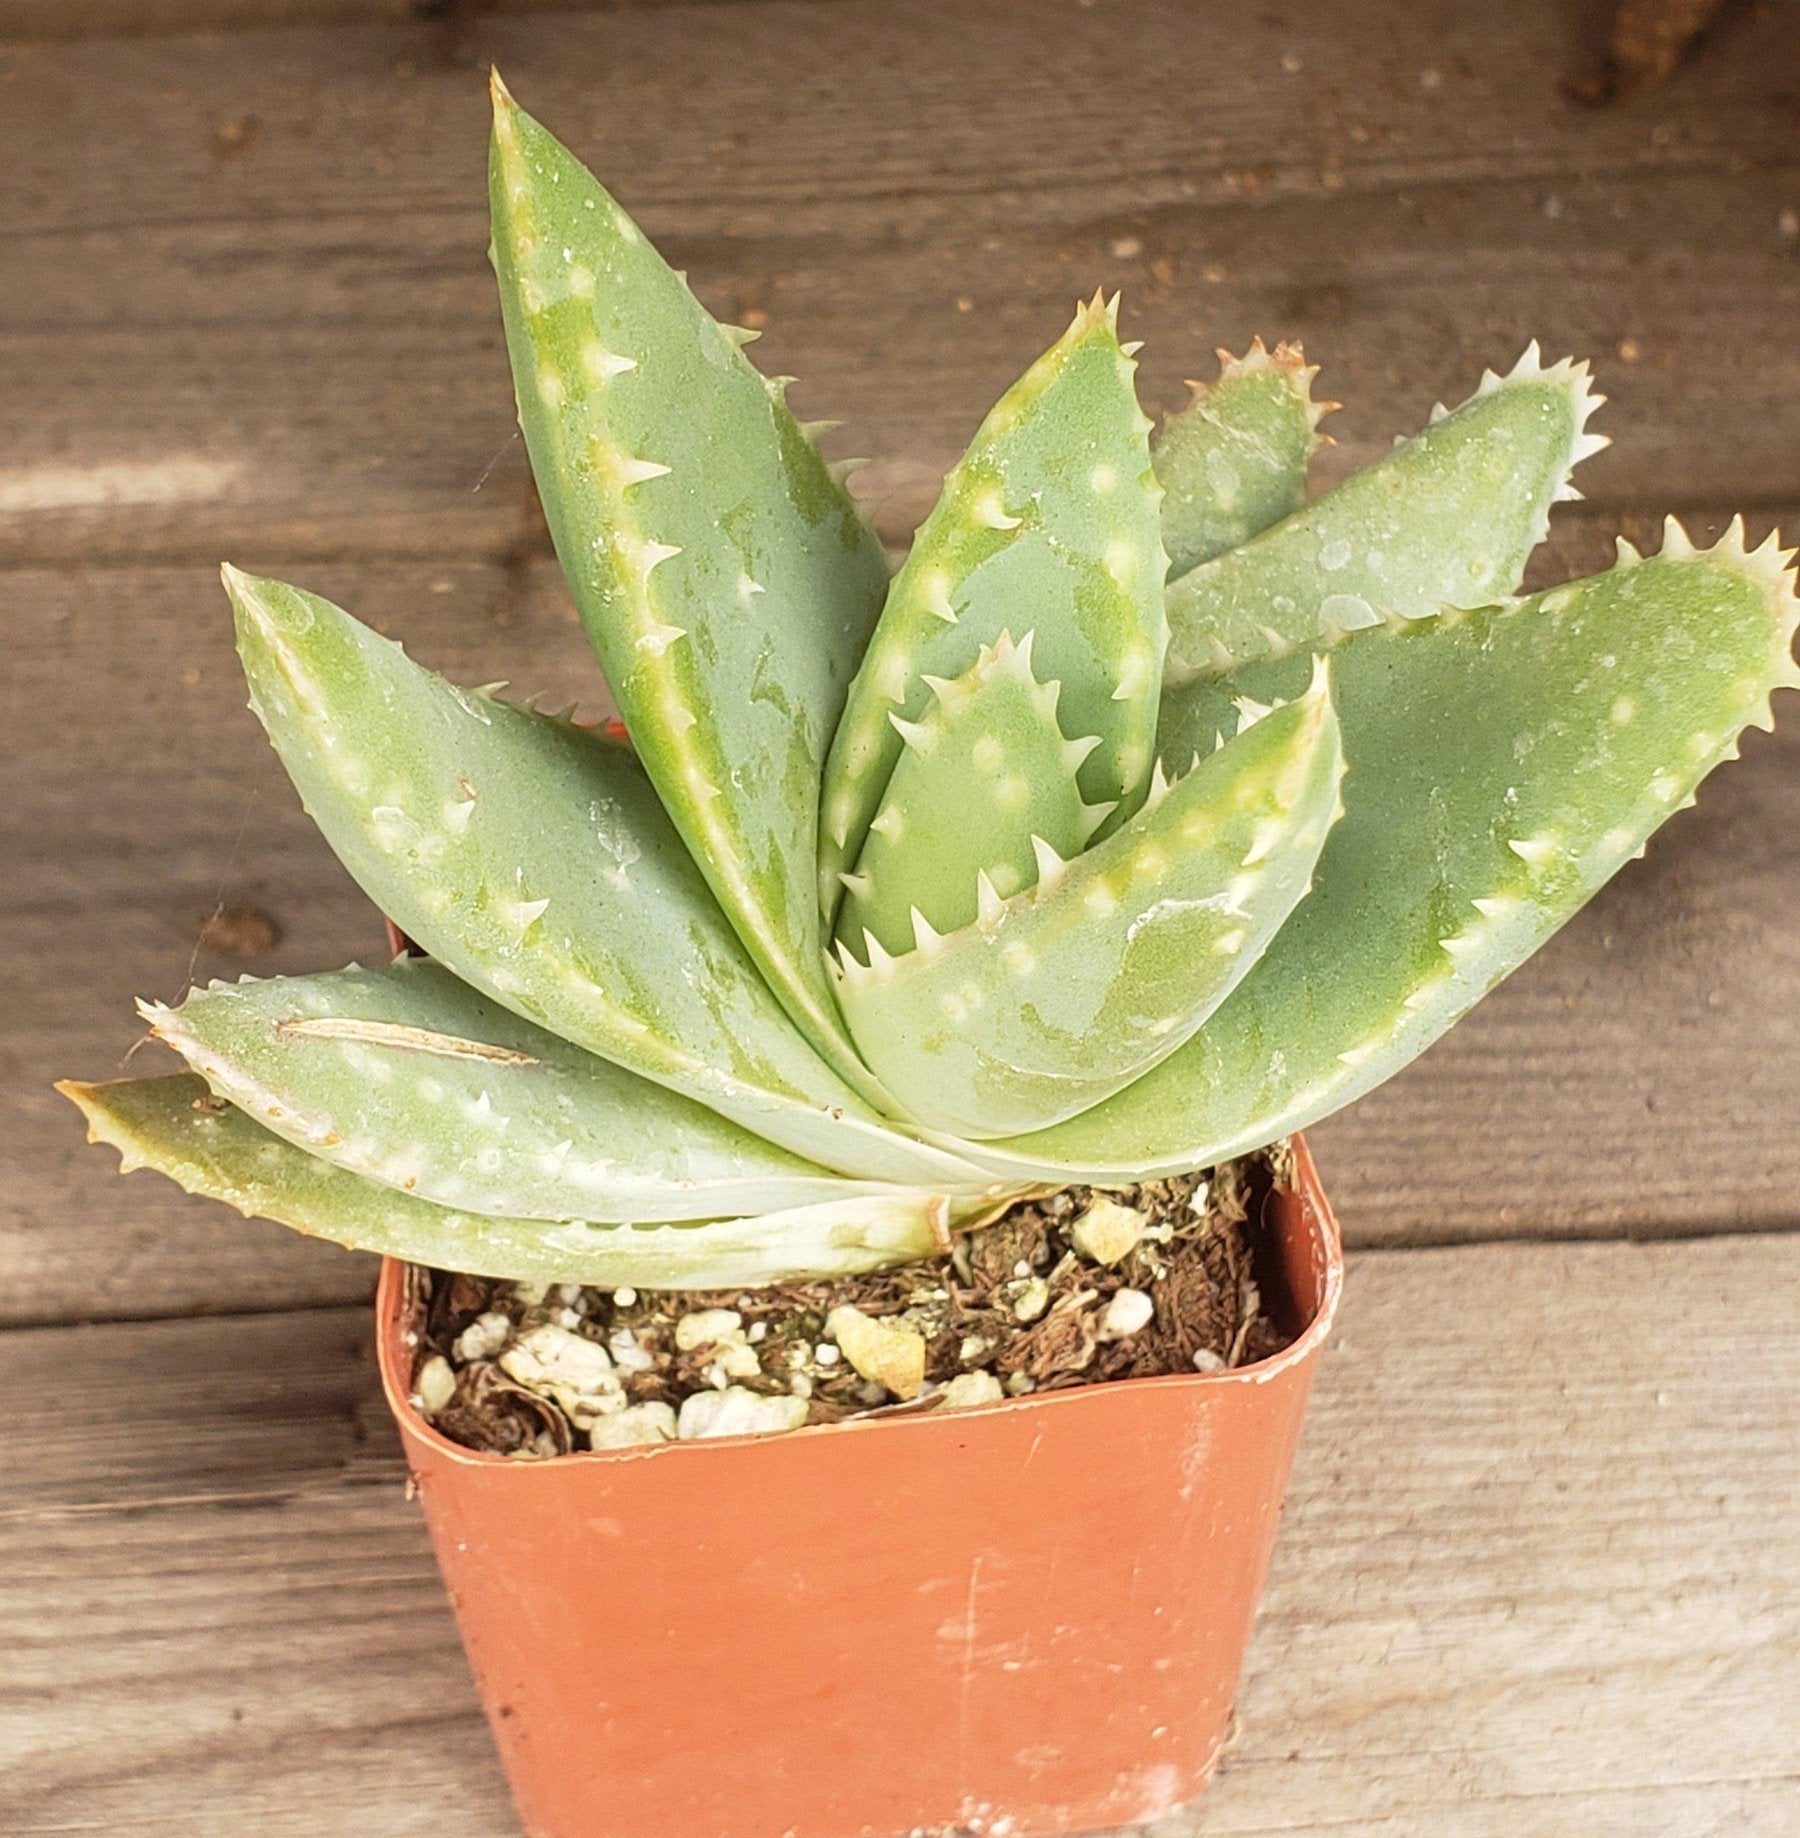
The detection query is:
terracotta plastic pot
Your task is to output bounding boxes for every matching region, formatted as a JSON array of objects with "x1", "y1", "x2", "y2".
[{"x1": 376, "y1": 1140, "x2": 1342, "y2": 1838}]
